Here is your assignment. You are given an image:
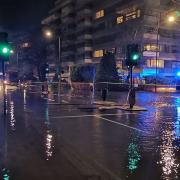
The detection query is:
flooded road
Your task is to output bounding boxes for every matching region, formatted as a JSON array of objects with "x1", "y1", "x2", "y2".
[{"x1": 0, "y1": 89, "x2": 179, "y2": 180}]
